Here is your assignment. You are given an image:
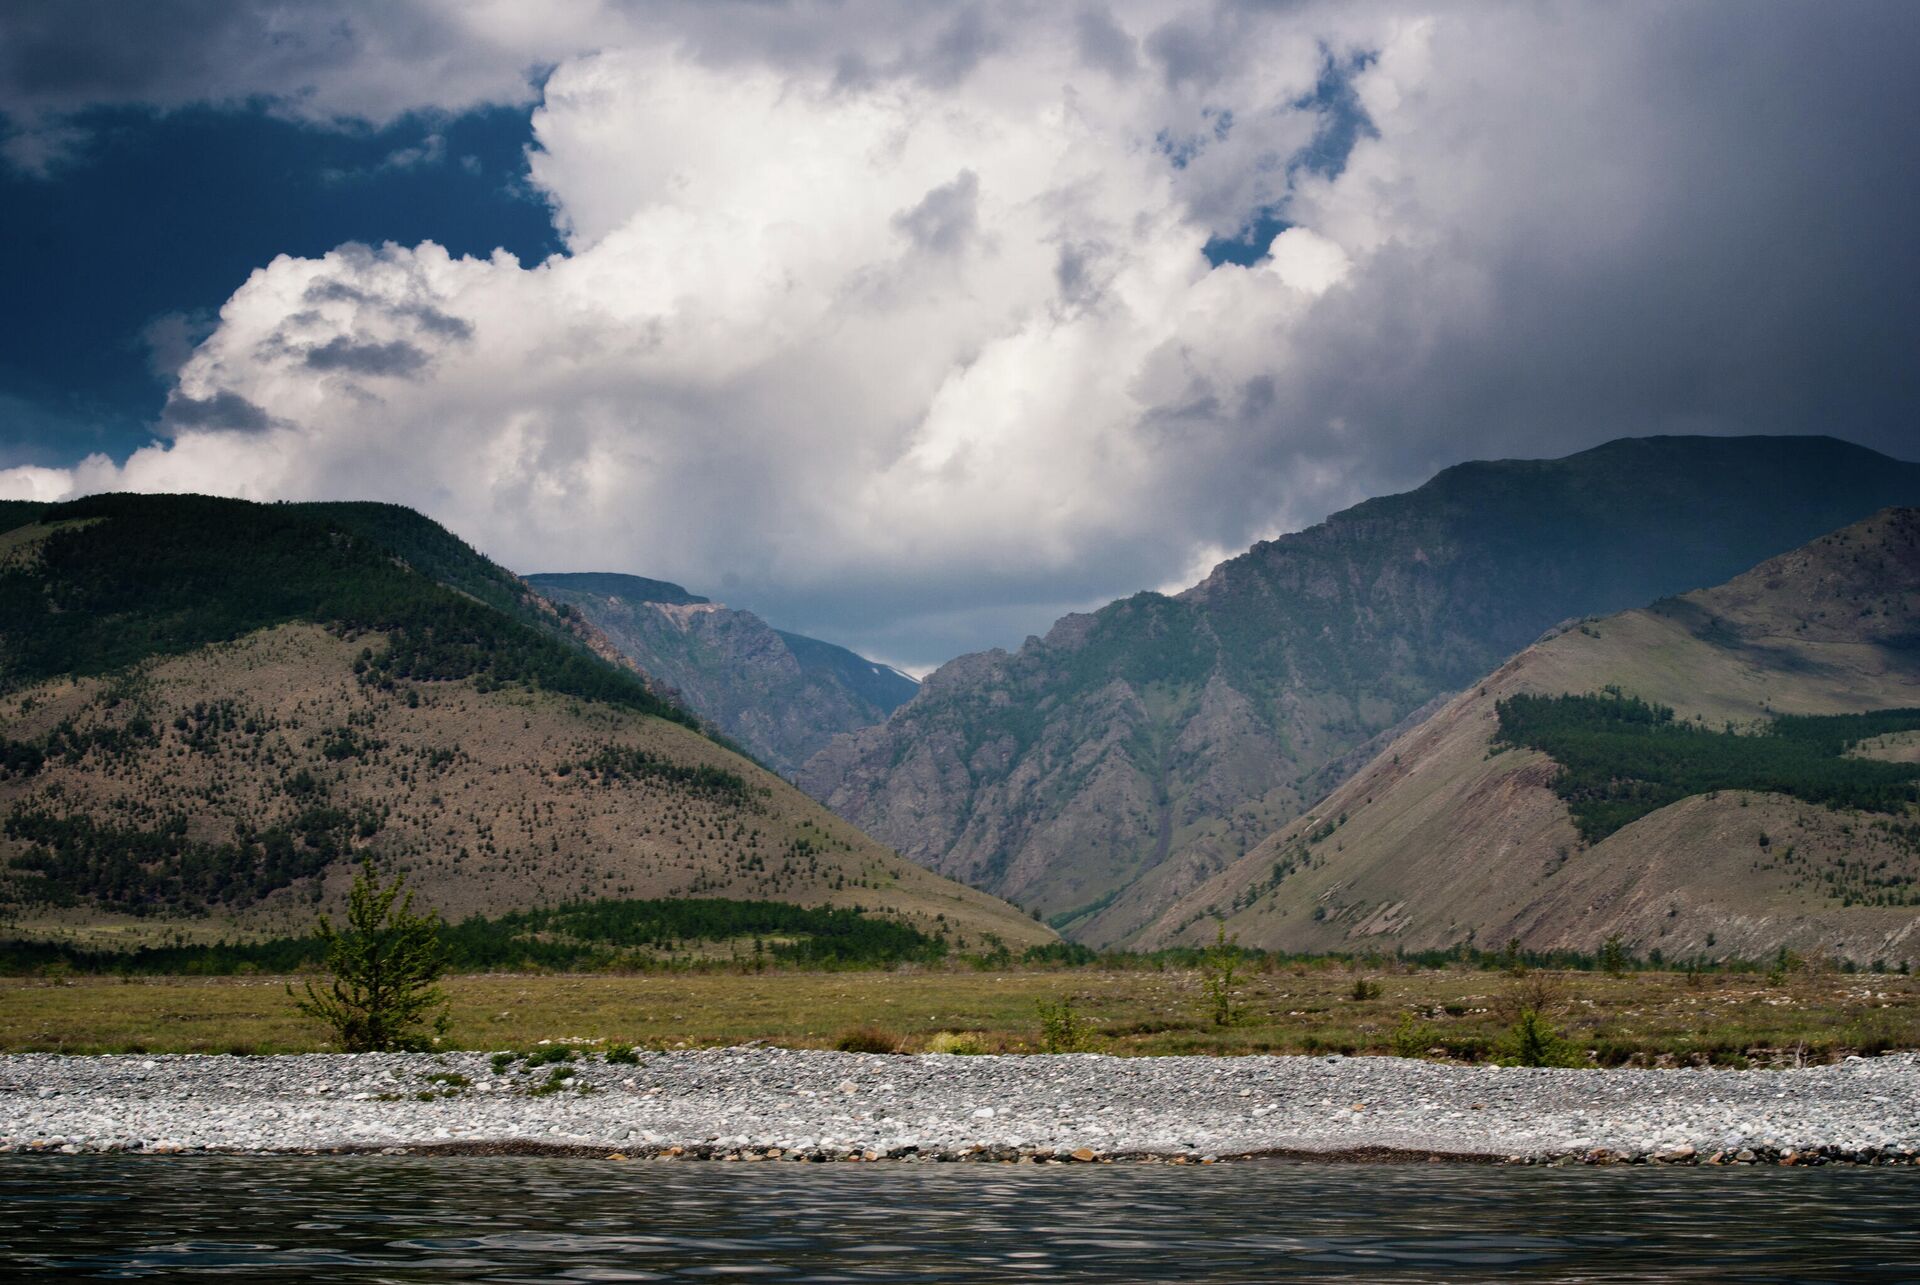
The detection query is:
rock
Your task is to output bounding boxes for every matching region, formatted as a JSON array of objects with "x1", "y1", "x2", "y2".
[{"x1": 1071, "y1": 1147, "x2": 1096, "y2": 1162}]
